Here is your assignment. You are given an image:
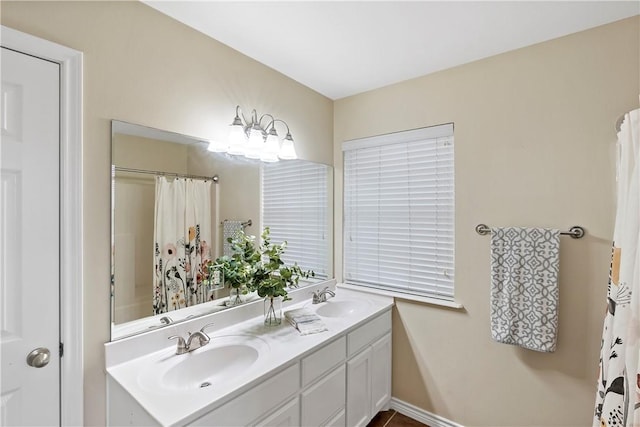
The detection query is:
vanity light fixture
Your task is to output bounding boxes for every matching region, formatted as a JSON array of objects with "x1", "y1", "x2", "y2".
[{"x1": 208, "y1": 105, "x2": 298, "y2": 162}]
